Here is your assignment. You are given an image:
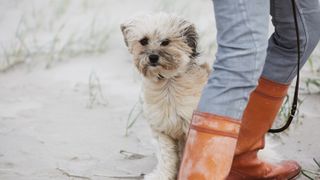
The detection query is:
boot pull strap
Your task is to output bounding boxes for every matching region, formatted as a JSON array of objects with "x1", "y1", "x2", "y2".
[{"x1": 269, "y1": 0, "x2": 300, "y2": 133}]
